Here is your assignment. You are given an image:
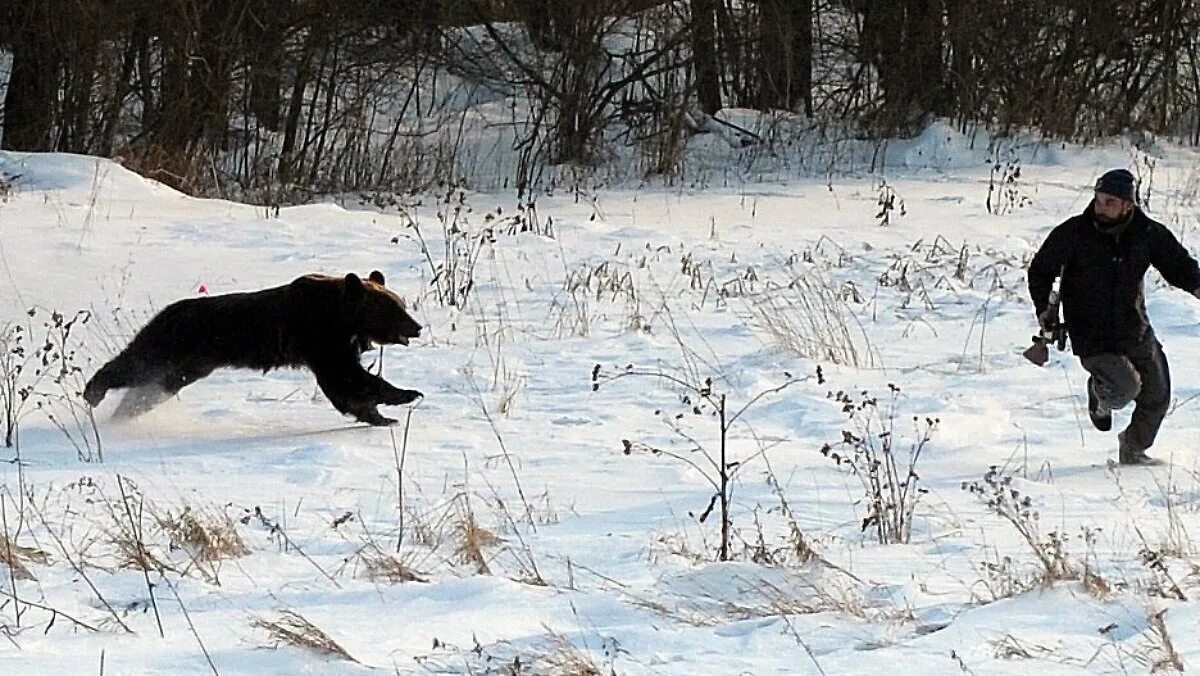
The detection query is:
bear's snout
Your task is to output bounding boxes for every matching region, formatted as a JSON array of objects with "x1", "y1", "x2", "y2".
[{"x1": 389, "y1": 318, "x2": 421, "y2": 346}]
